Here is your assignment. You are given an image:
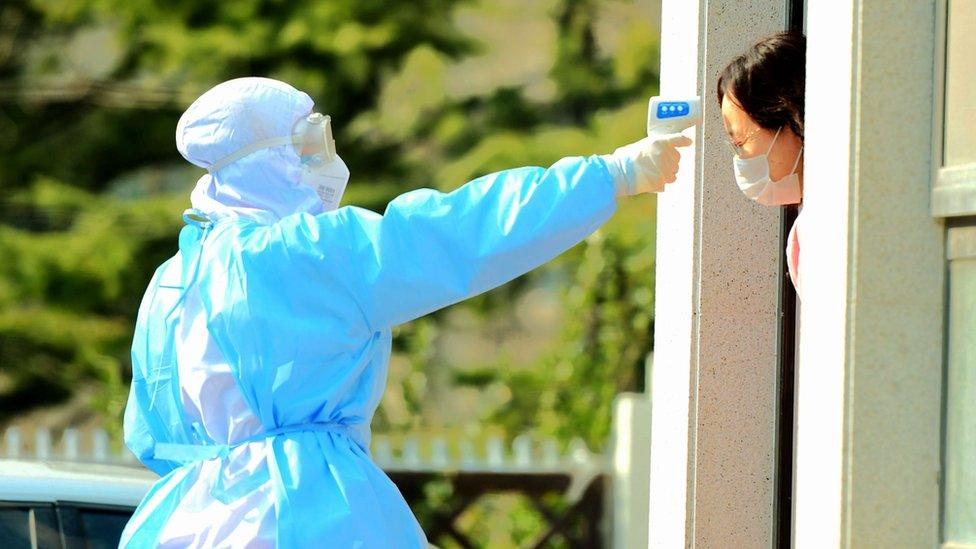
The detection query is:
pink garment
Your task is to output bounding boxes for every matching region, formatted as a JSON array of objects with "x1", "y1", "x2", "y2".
[{"x1": 786, "y1": 208, "x2": 802, "y2": 296}]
